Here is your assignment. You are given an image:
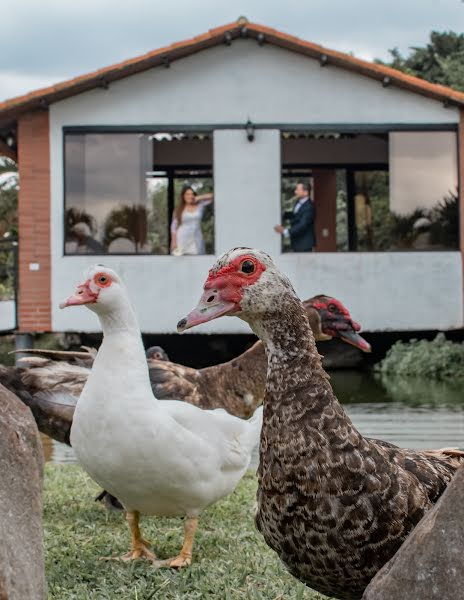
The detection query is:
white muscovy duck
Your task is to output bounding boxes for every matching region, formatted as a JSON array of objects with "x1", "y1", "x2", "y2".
[
  {"x1": 60, "y1": 265, "x2": 262, "y2": 568},
  {"x1": 178, "y1": 247, "x2": 464, "y2": 599}
]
